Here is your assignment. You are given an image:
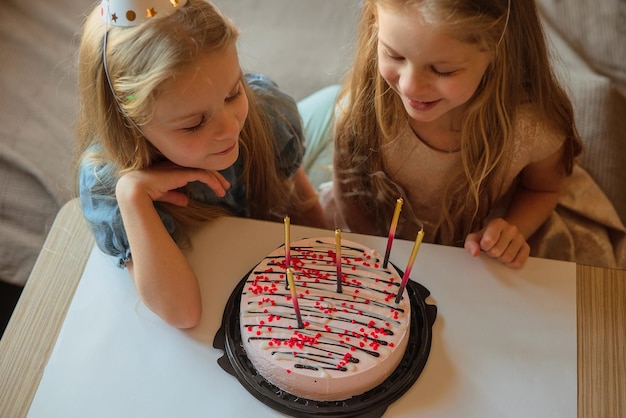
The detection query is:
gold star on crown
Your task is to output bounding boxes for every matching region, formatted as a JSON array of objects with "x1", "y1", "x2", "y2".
[{"x1": 100, "y1": 0, "x2": 188, "y2": 27}]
